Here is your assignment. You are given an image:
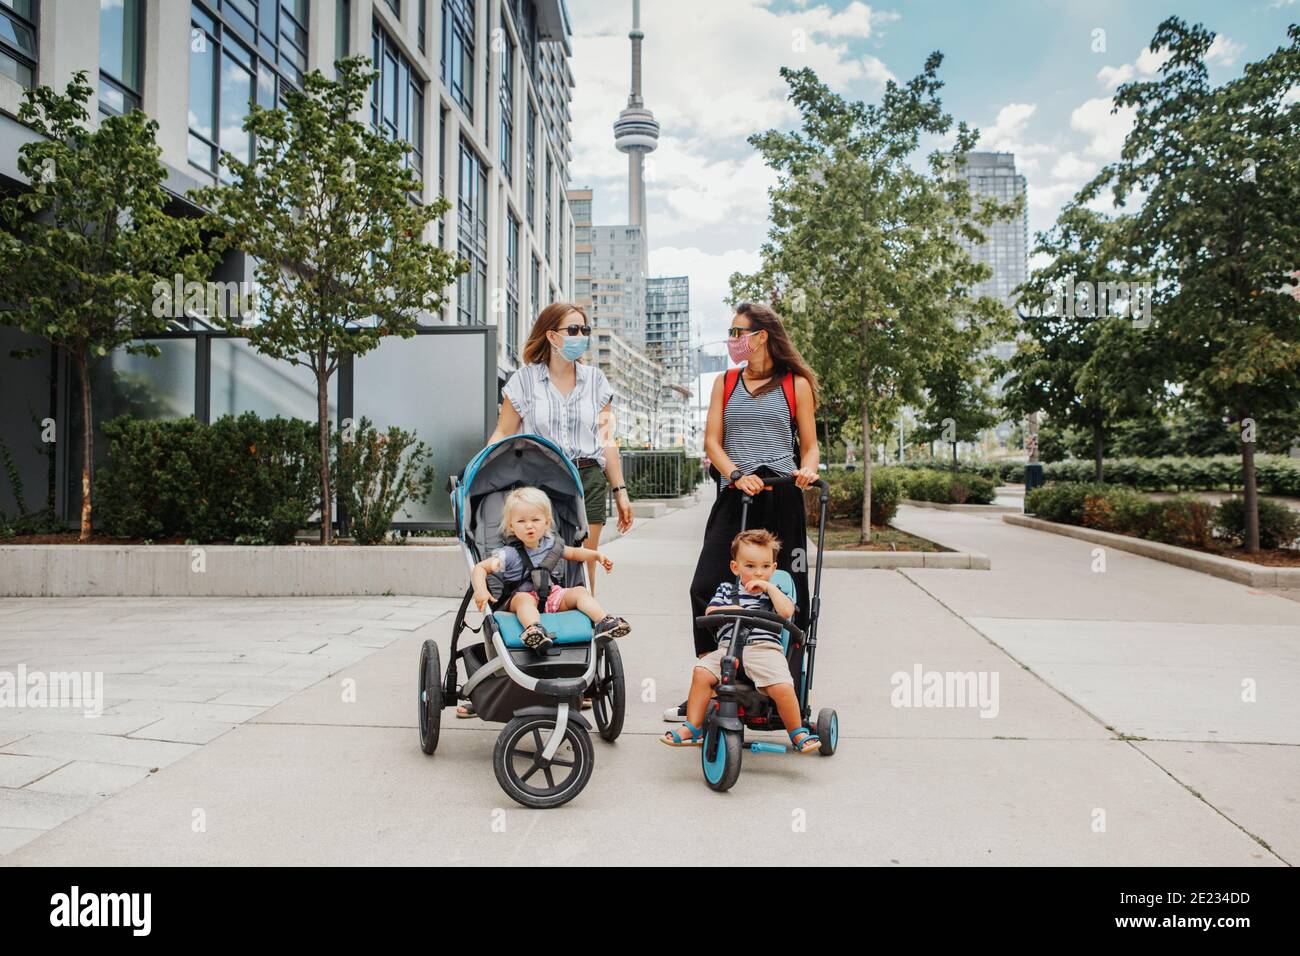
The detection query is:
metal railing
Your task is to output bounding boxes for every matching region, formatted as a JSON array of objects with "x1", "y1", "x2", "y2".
[{"x1": 620, "y1": 449, "x2": 685, "y2": 499}]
